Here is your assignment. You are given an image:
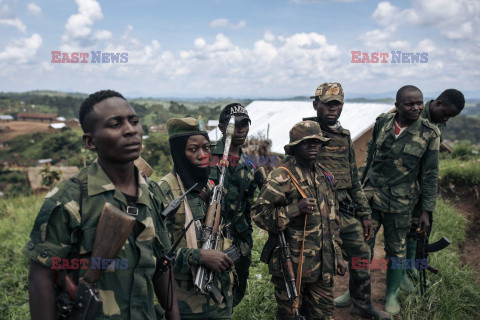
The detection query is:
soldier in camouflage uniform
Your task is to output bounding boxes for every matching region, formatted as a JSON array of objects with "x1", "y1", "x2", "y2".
[
  {"x1": 157, "y1": 116, "x2": 235, "y2": 320},
  {"x1": 253, "y1": 121, "x2": 347, "y2": 320},
  {"x1": 23, "y1": 90, "x2": 180, "y2": 320},
  {"x1": 363, "y1": 85, "x2": 440, "y2": 315},
  {"x1": 303, "y1": 82, "x2": 390, "y2": 320},
  {"x1": 401, "y1": 89, "x2": 465, "y2": 292},
  {"x1": 209, "y1": 104, "x2": 258, "y2": 307}
]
